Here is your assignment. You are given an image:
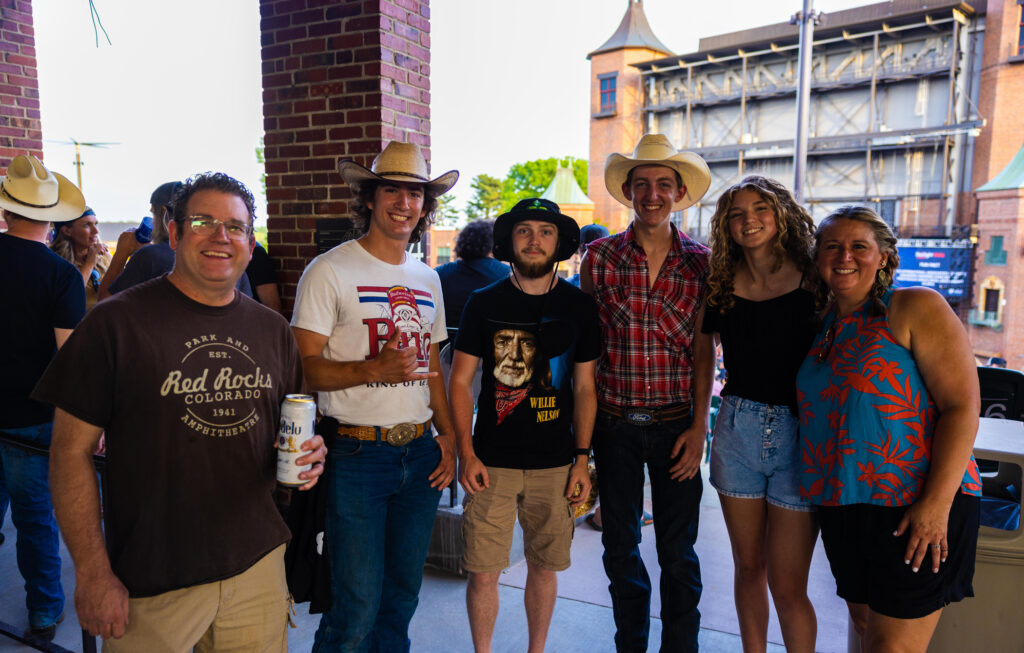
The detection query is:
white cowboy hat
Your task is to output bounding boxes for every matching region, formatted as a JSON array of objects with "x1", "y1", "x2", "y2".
[
  {"x1": 338, "y1": 141, "x2": 458, "y2": 196},
  {"x1": 0, "y1": 154, "x2": 85, "y2": 222},
  {"x1": 604, "y1": 134, "x2": 711, "y2": 212}
]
